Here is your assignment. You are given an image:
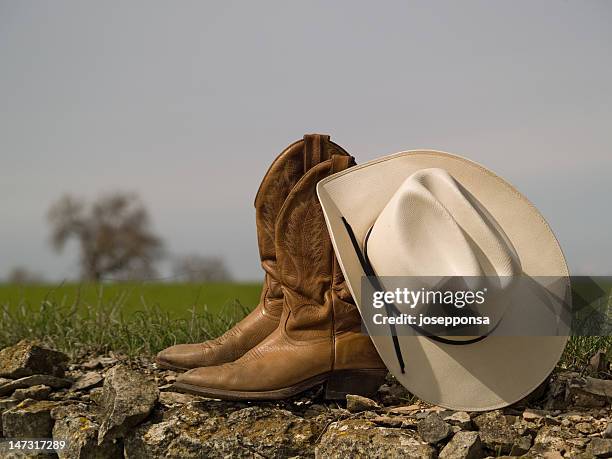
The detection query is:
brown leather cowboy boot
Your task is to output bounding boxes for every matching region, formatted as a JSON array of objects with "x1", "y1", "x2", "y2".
[
  {"x1": 173, "y1": 155, "x2": 387, "y2": 399},
  {"x1": 156, "y1": 135, "x2": 350, "y2": 371}
]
